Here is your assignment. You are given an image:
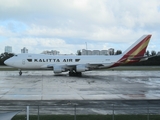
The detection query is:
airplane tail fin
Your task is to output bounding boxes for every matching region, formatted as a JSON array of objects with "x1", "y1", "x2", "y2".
[
  {"x1": 118, "y1": 34, "x2": 152, "y2": 63},
  {"x1": 122, "y1": 35, "x2": 152, "y2": 56}
]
